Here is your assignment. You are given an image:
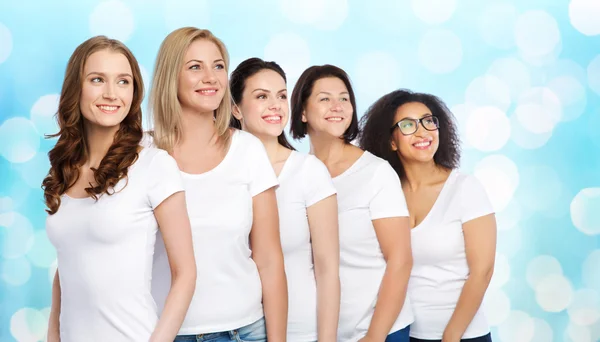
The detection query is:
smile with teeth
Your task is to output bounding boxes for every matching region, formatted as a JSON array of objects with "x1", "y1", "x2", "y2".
[
  {"x1": 97, "y1": 105, "x2": 119, "y2": 113},
  {"x1": 263, "y1": 115, "x2": 282, "y2": 123},
  {"x1": 413, "y1": 140, "x2": 432, "y2": 148},
  {"x1": 326, "y1": 117, "x2": 343, "y2": 122},
  {"x1": 197, "y1": 89, "x2": 217, "y2": 95}
]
